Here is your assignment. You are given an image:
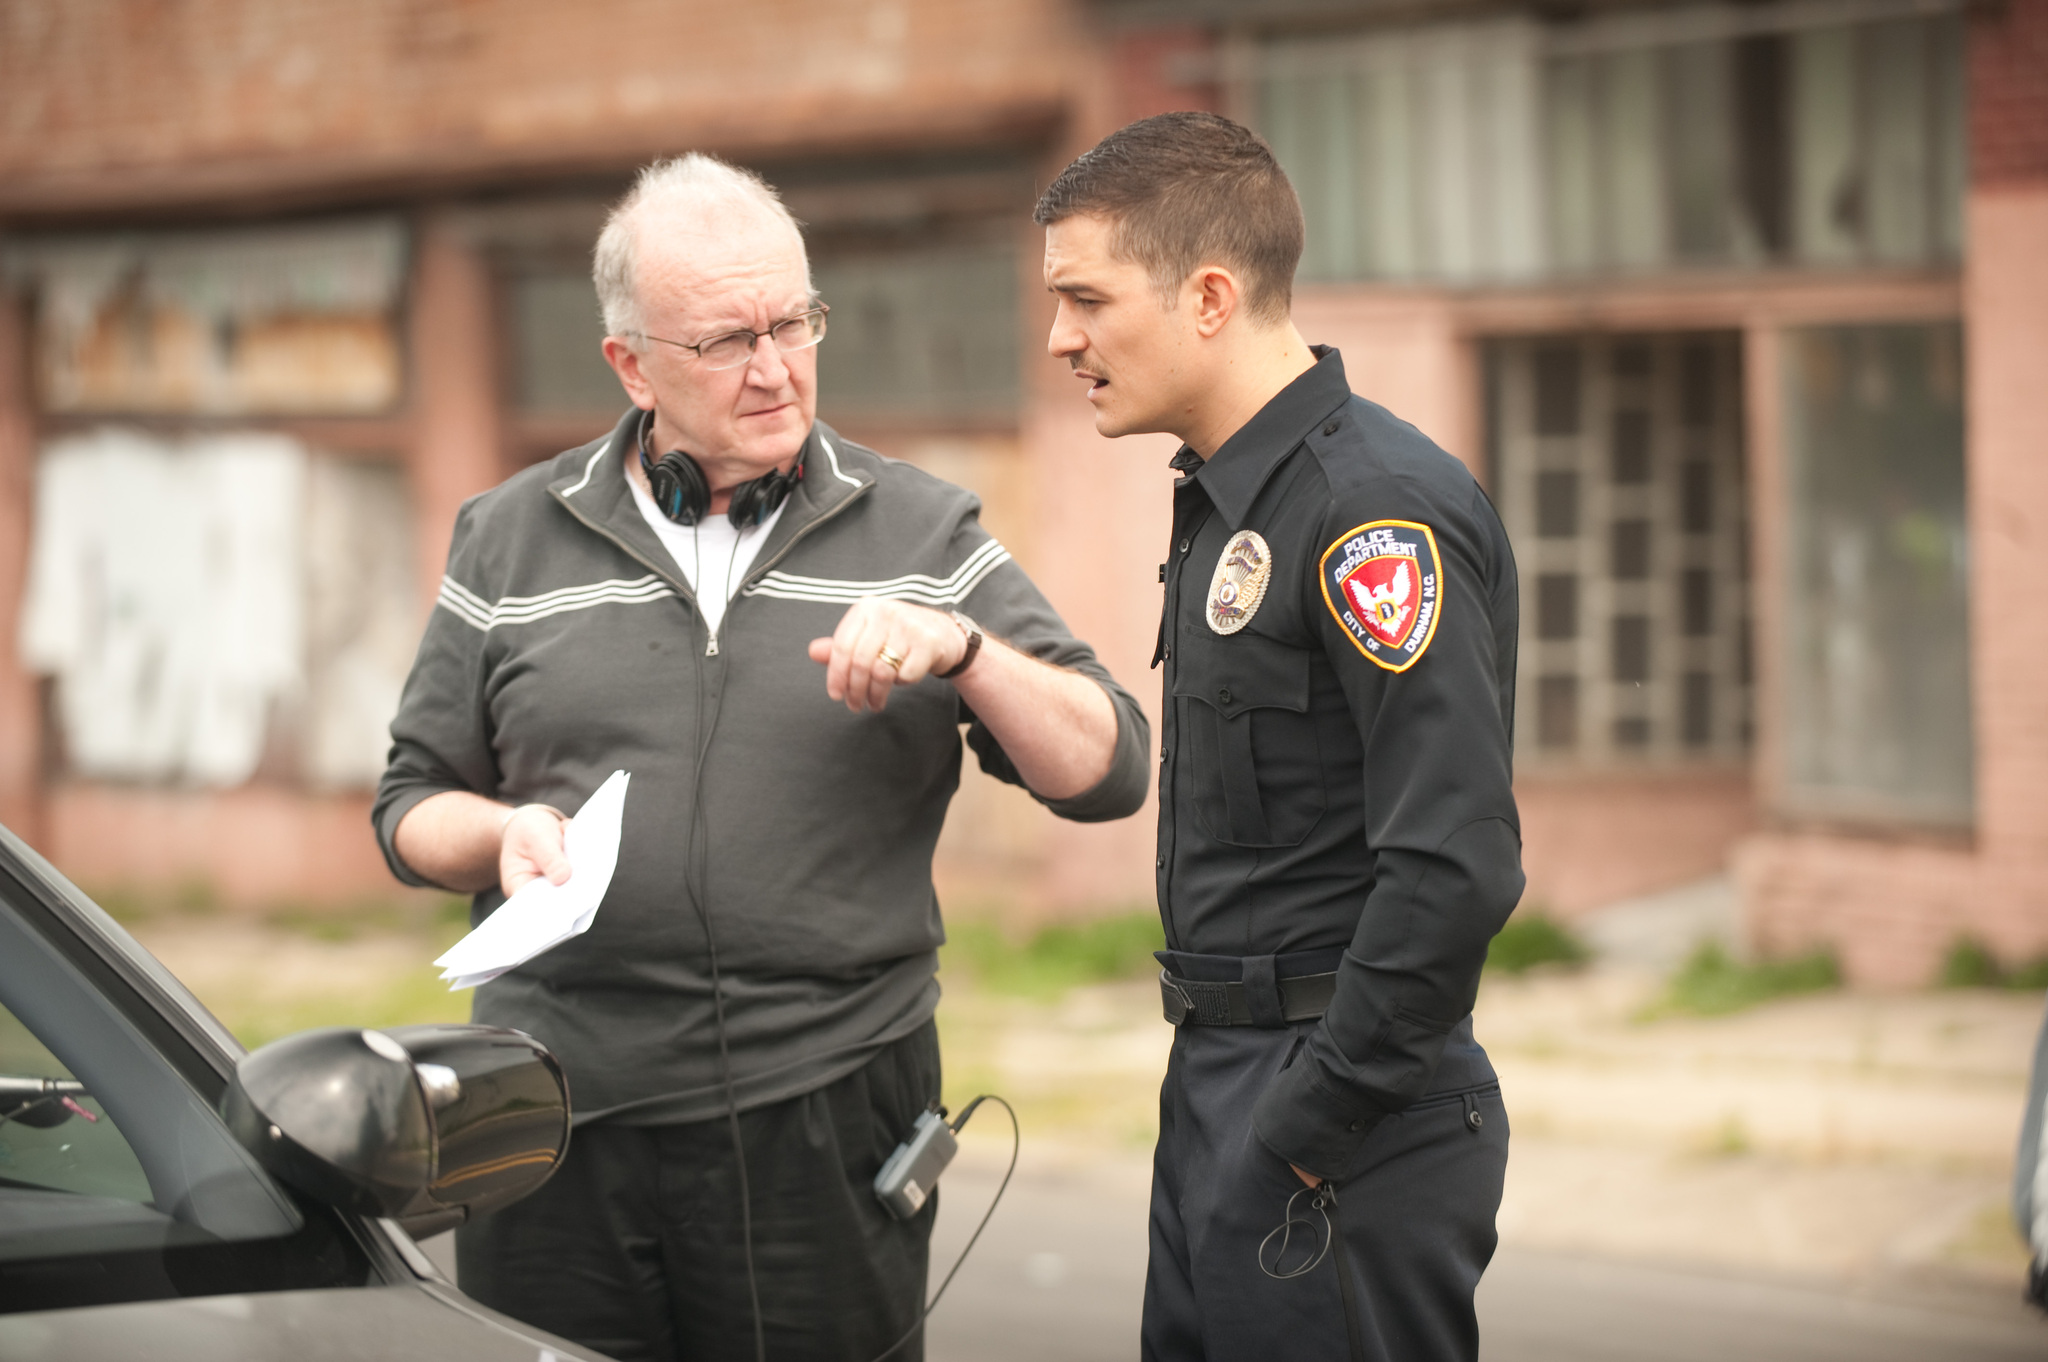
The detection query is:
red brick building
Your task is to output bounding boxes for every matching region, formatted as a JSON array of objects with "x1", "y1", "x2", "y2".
[{"x1": 1, "y1": 0, "x2": 2042, "y2": 983}]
